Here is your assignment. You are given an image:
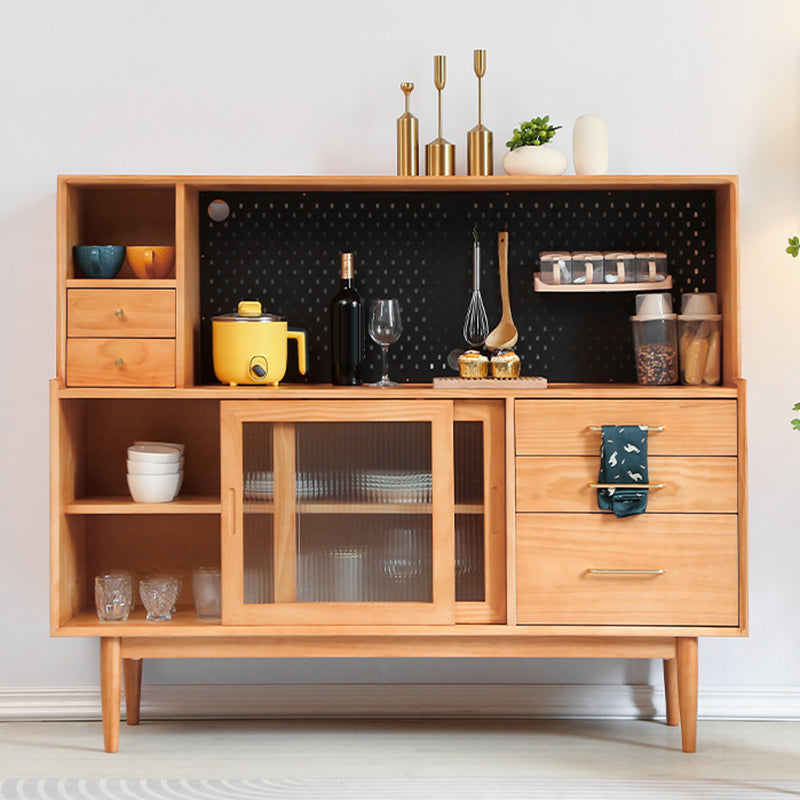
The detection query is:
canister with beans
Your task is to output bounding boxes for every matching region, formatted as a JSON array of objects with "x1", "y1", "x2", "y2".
[{"x1": 630, "y1": 293, "x2": 678, "y2": 385}]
